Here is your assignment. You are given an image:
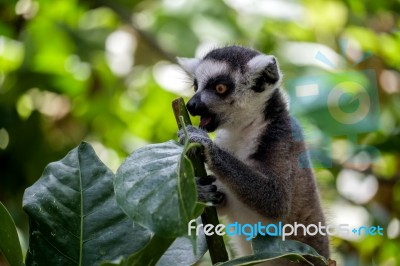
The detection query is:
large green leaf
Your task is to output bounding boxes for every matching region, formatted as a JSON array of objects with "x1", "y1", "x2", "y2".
[
  {"x1": 156, "y1": 231, "x2": 208, "y2": 266},
  {"x1": 100, "y1": 232, "x2": 207, "y2": 266},
  {"x1": 216, "y1": 236, "x2": 328, "y2": 266},
  {"x1": 114, "y1": 140, "x2": 198, "y2": 238},
  {"x1": 106, "y1": 220, "x2": 207, "y2": 266},
  {"x1": 99, "y1": 234, "x2": 175, "y2": 266},
  {"x1": 22, "y1": 142, "x2": 151, "y2": 266},
  {"x1": 0, "y1": 202, "x2": 24, "y2": 266}
]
